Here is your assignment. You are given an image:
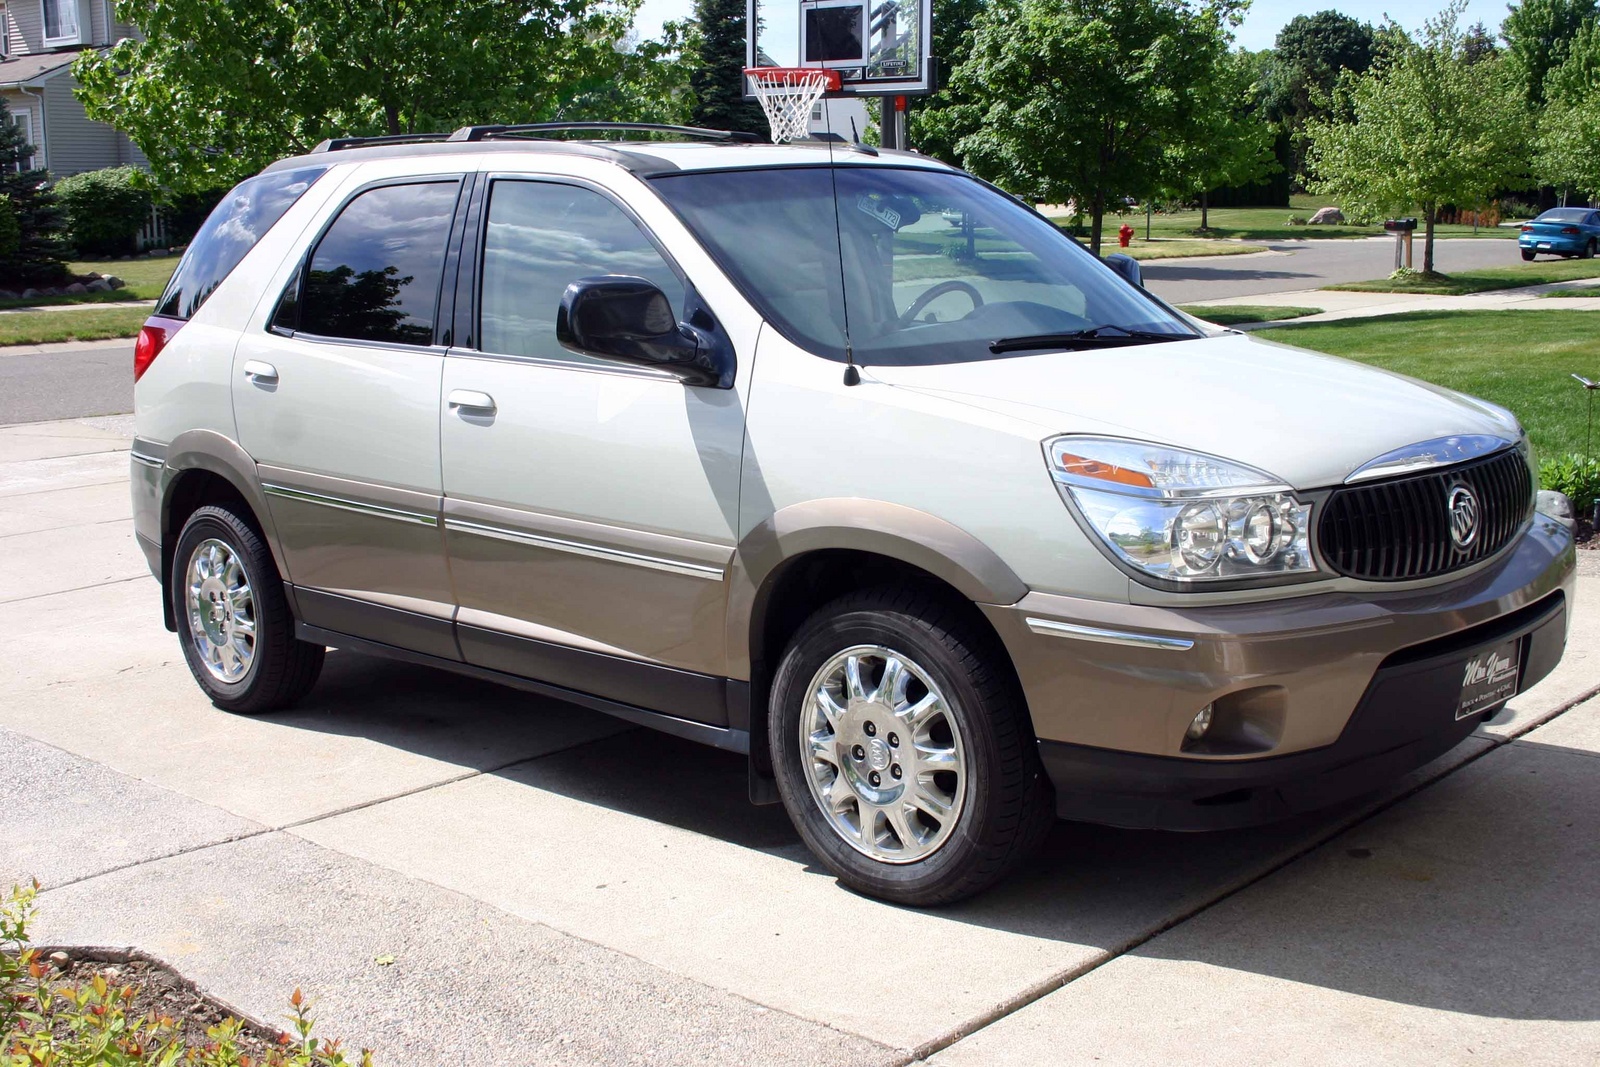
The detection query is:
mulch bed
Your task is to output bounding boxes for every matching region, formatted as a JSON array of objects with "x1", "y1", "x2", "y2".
[{"x1": 31, "y1": 946, "x2": 289, "y2": 1058}]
